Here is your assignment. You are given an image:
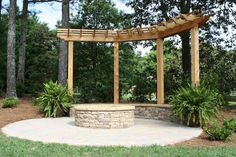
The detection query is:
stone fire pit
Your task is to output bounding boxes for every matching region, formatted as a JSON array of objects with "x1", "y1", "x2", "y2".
[{"x1": 74, "y1": 104, "x2": 135, "y2": 129}]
